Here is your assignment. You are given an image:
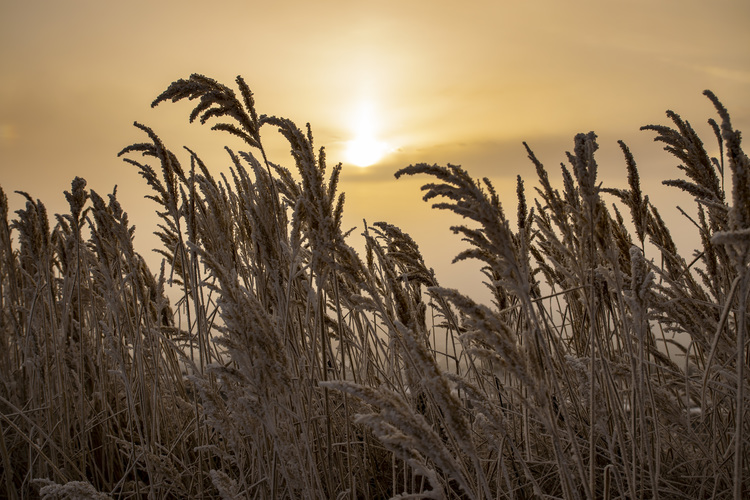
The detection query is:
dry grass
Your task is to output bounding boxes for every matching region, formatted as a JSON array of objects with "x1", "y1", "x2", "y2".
[{"x1": 0, "y1": 75, "x2": 748, "y2": 499}]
